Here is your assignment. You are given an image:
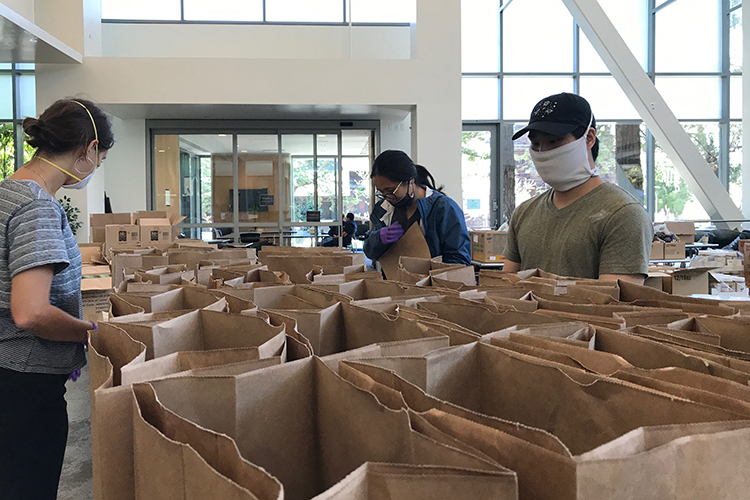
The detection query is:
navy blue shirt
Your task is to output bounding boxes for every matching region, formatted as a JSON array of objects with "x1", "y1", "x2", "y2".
[{"x1": 364, "y1": 189, "x2": 471, "y2": 266}]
